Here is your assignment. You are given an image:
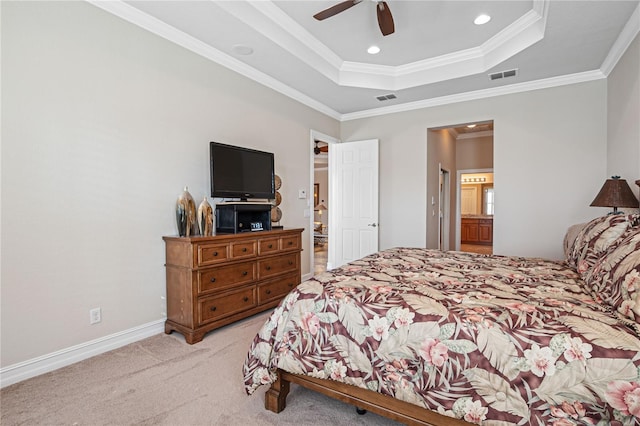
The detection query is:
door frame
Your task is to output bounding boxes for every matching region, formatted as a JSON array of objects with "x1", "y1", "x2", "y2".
[
  {"x1": 439, "y1": 165, "x2": 451, "y2": 251},
  {"x1": 455, "y1": 168, "x2": 493, "y2": 251},
  {"x1": 310, "y1": 130, "x2": 339, "y2": 277}
]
